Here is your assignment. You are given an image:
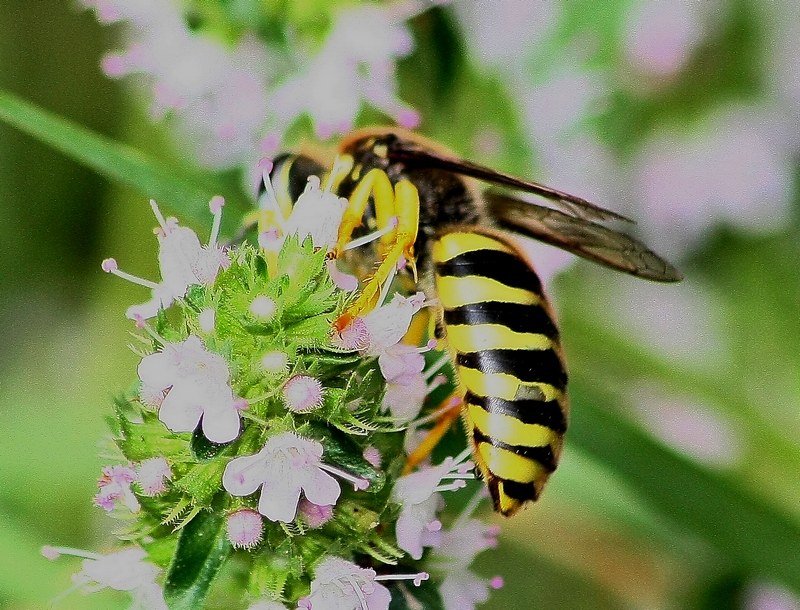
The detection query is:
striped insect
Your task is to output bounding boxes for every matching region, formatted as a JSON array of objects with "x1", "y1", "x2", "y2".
[{"x1": 264, "y1": 128, "x2": 681, "y2": 516}]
